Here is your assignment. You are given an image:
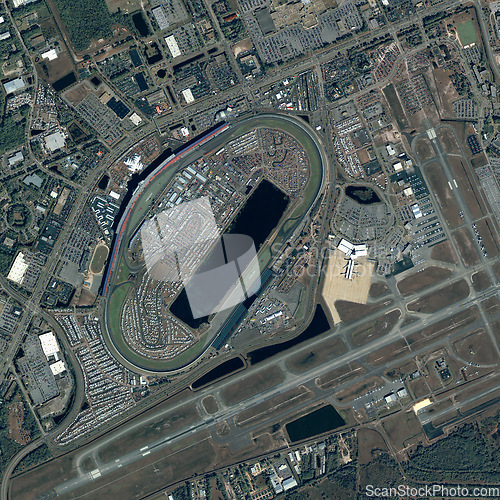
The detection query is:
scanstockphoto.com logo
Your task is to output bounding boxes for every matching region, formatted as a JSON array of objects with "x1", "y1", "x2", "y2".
[
  {"x1": 363, "y1": 484, "x2": 500, "y2": 498},
  {"x1": 140, "y1": 197, "x2": 261, "y2": 318}
]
